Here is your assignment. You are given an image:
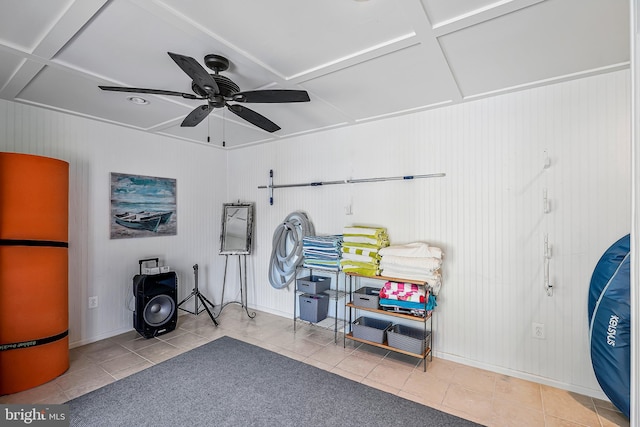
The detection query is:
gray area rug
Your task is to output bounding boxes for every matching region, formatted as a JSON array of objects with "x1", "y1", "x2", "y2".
[{"x1": 67, "y1": 336, "x2": 482, "y2": 426}]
